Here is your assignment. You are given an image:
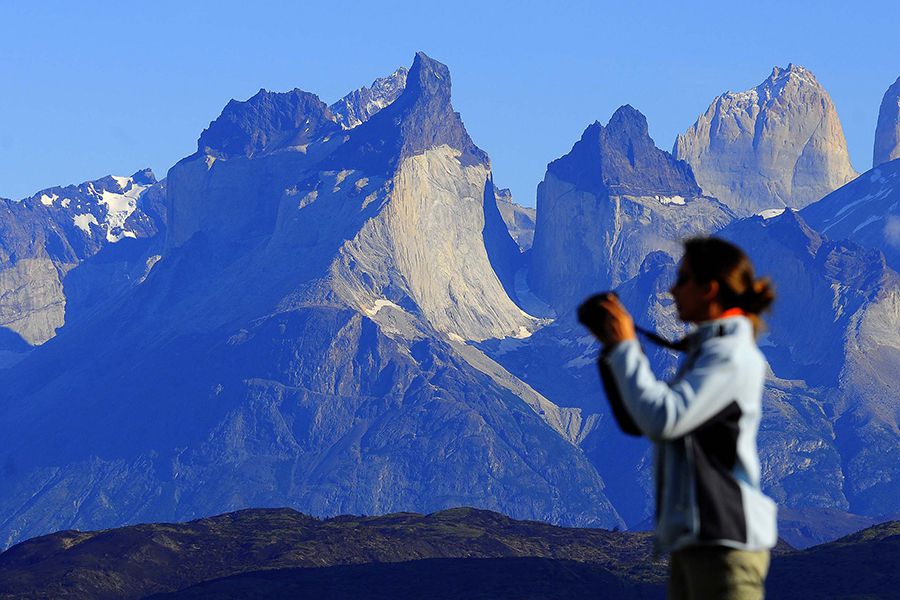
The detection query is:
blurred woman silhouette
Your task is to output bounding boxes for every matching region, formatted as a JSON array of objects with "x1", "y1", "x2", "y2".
[{"x1": 579, "y1": 237, "x2": 777, "y2": 600}]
